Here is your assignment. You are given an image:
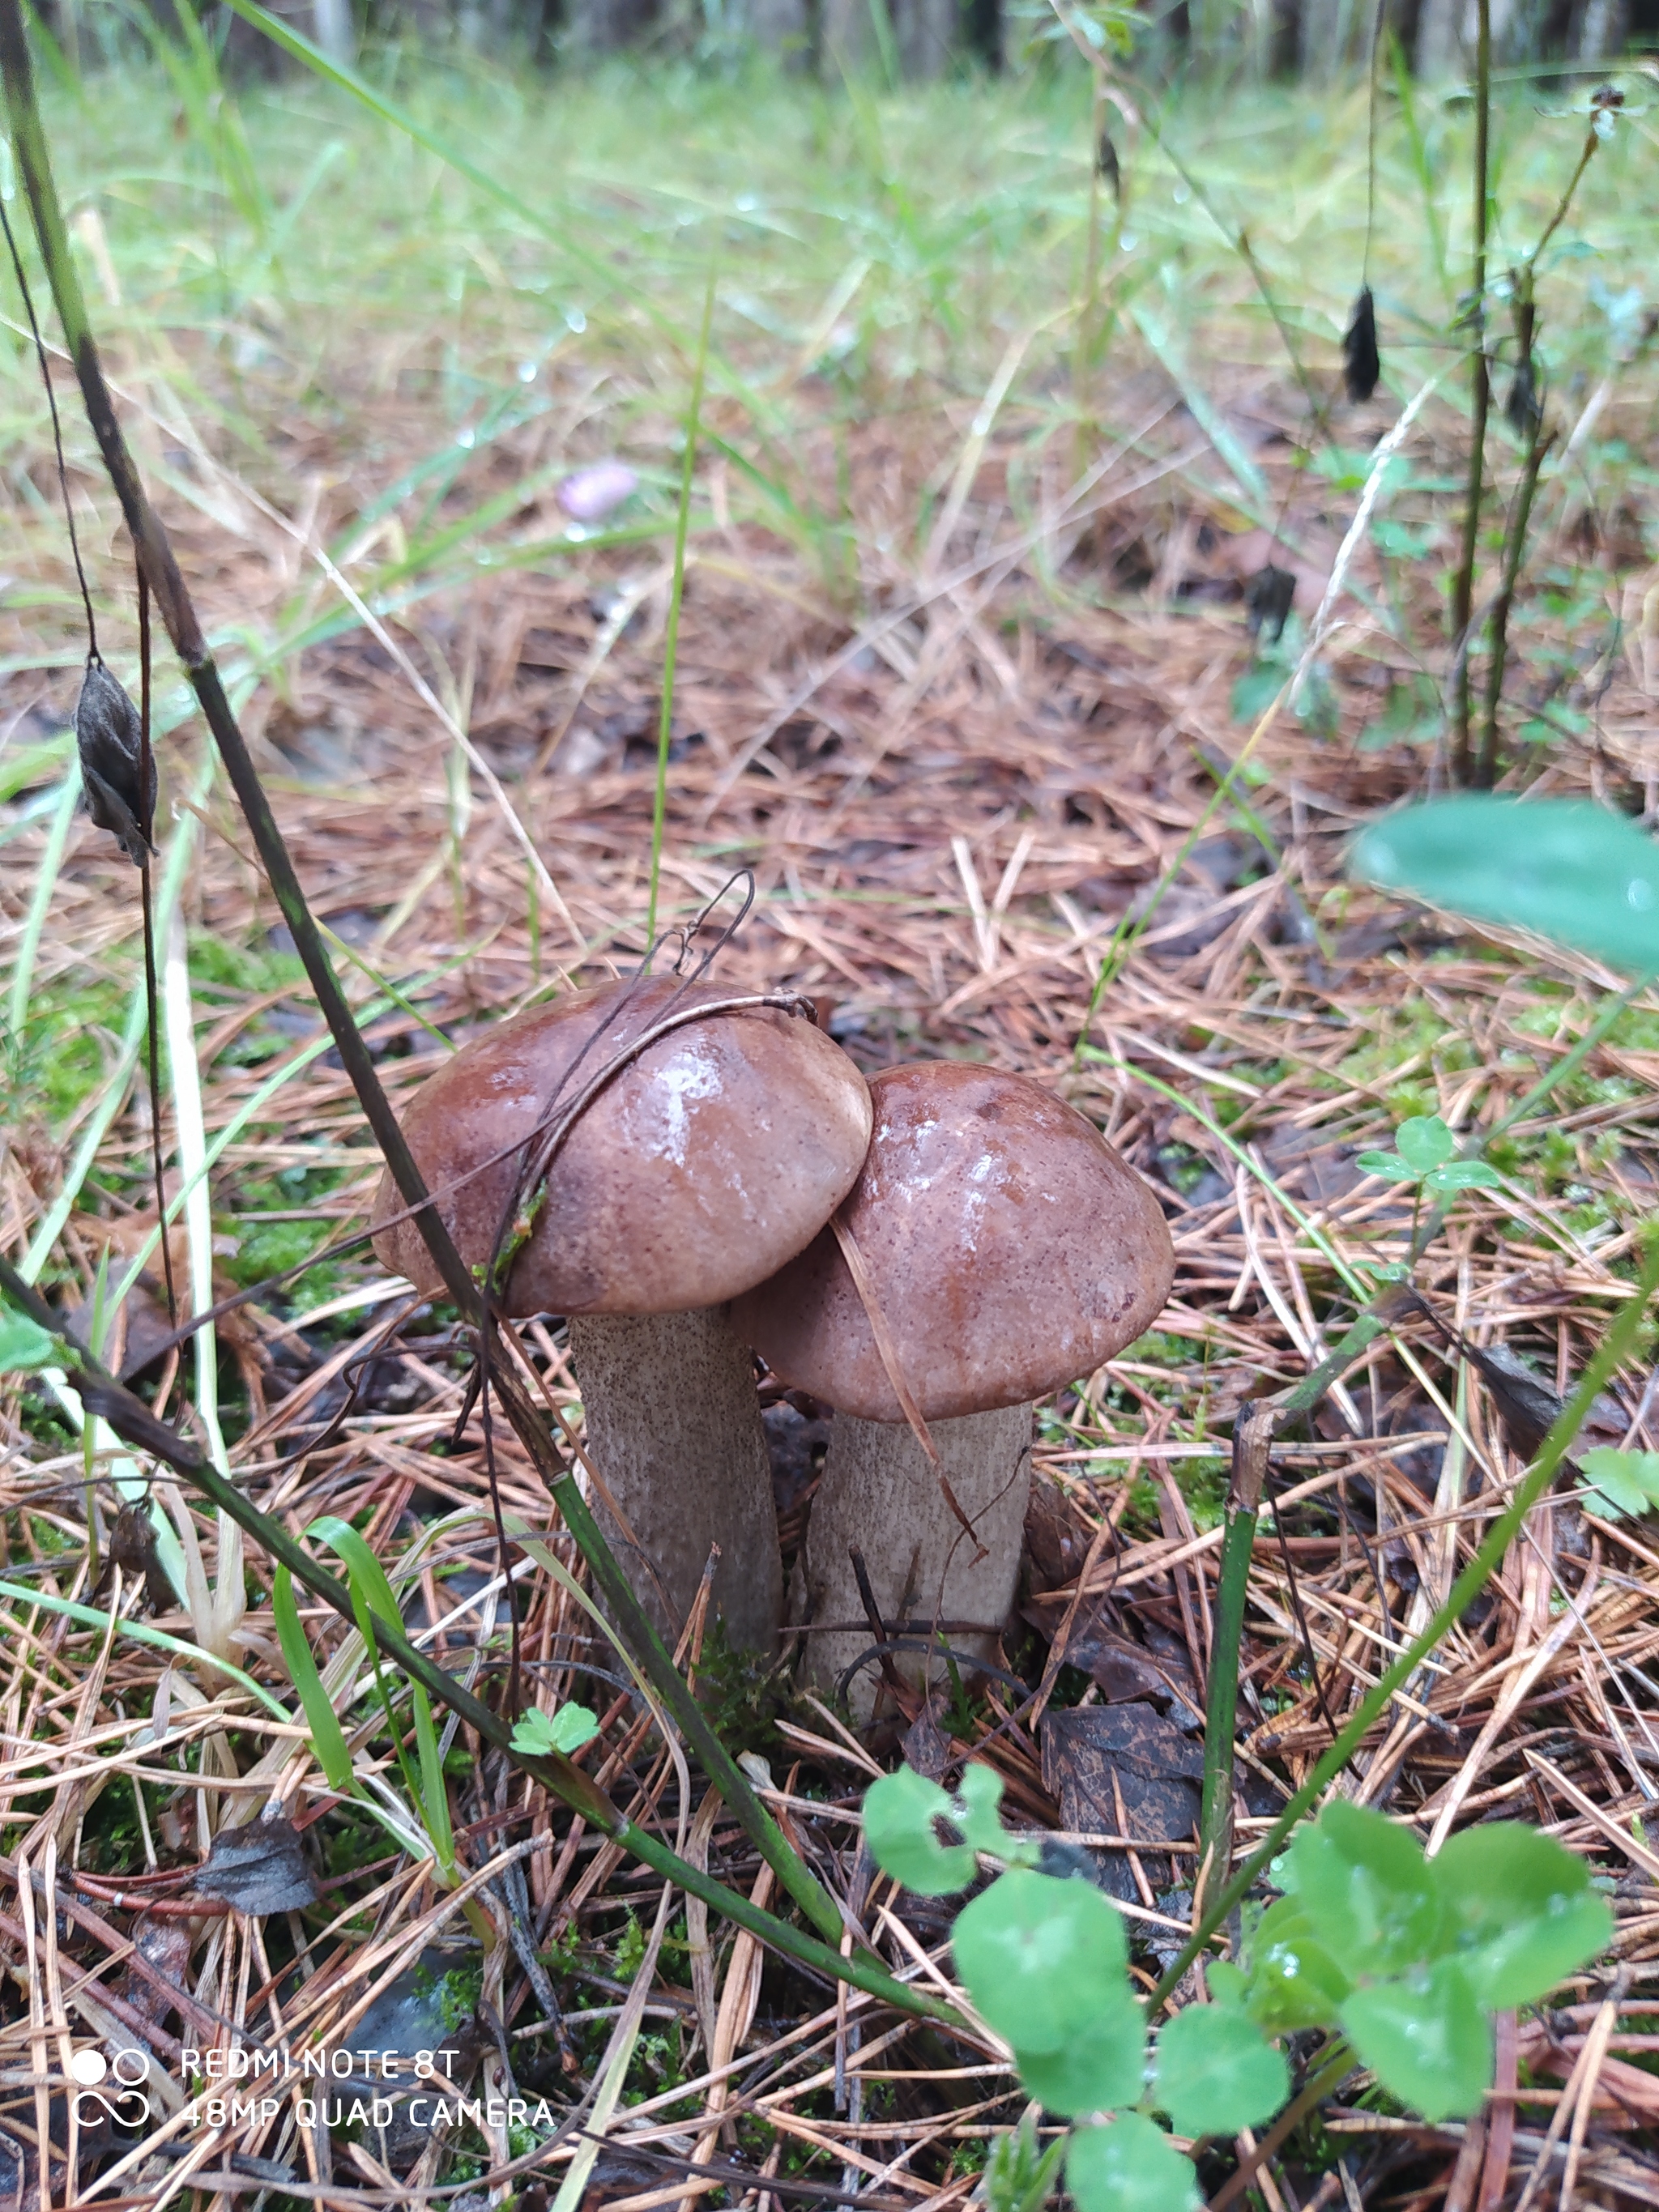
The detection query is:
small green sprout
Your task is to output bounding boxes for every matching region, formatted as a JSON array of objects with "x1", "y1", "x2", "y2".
[
  {"x1": 1356, "y1": 1115, "x2": 1502, "y2": 1196},
  {"x1": 510, "y1": 1703, "x2": 601, "y2": 1759}
]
